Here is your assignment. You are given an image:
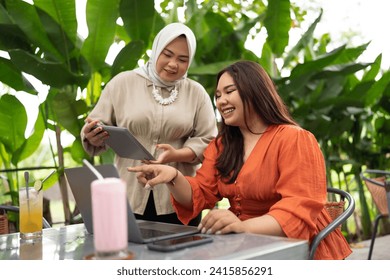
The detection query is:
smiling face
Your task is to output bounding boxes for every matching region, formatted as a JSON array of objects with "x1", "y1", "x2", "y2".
[
  {"x1": 155, "y1": 36, "x2": 190, "y2": 82},
  {"x1": 215, "y1": 72, "x2": 246, "y2": 128}
]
